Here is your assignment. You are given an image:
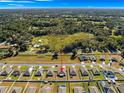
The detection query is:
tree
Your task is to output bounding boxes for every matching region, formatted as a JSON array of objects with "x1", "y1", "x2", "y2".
[
  {"x1": 51, "y1": 51, "x2": 58, "y2": 60},
  {"x1": 120, "y1": 50, "x2": 124, "y2": 63},
  {"x1": 70, "y1": 49, "x2": 77, "y2": 60}
]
